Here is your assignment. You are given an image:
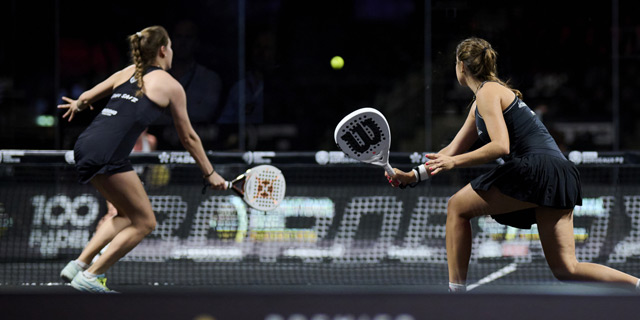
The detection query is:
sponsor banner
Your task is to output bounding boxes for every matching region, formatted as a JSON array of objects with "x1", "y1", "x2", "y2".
[
  {"x1": 568, "y1": 151, "x2": 625, "y2": 165},
  {"x1": 1, "y1": 180, "x2": 635, "y2": 265},
  {"x1": 4, "y1": 149, "x2": 640, "y2": 165}
]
